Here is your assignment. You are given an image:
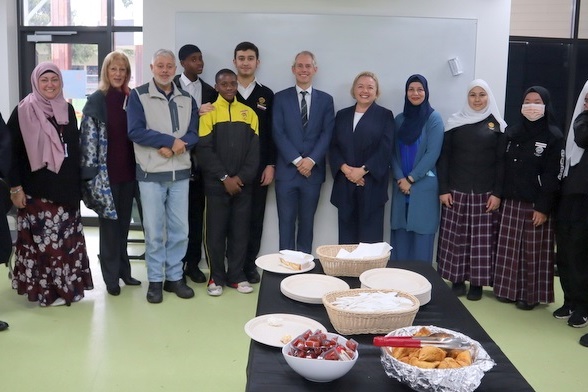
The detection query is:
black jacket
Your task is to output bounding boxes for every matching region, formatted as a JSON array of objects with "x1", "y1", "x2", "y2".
[
  {"x1": 236, "y1": 82, "x2": 275, "y2": 172},
  {"x1": 172, "y1": 74, "x2": 217, "y2": 106},
  {"x1": 7, "y1": 105, "x2": 82, "y2": 207},
  {"x1": 437, "y1": 116, "x2": 506, "y2": 196},
  {"x1": 502, "y1": 120, "x2": 564, "y2": 214},
  {"x1": 561, "y1": 111, "x2": 588, "y2": 195},
  {"x1": 0, "y1": 113, "x2": 11, "y2": 214}
]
